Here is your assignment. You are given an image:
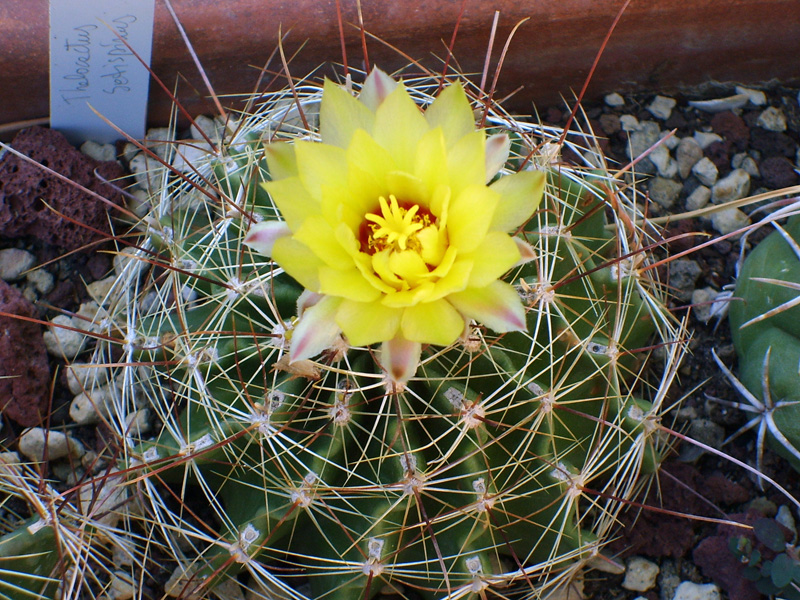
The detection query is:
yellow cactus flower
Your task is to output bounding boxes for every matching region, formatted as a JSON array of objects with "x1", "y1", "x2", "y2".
[{"x1": 244, "y1": 69, "x2": 544, "y2": 385}]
